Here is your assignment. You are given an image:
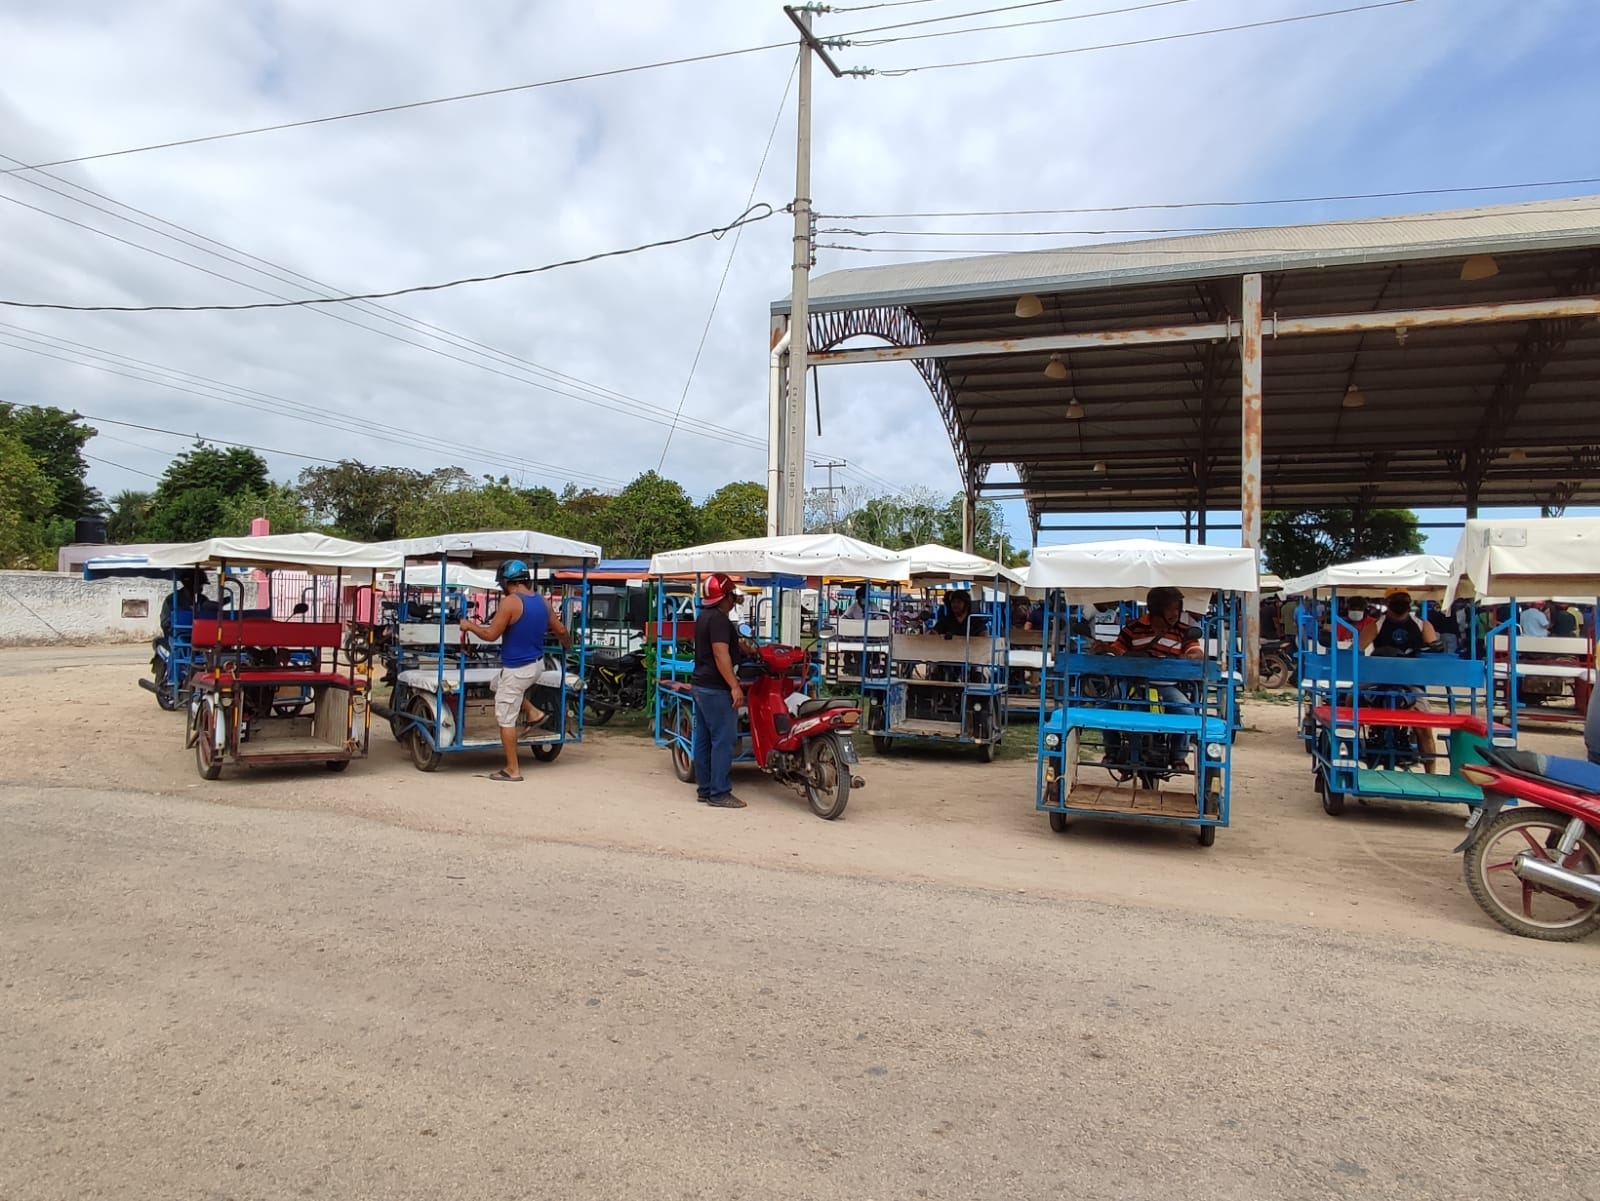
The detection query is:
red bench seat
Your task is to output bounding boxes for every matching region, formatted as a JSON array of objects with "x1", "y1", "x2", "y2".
[
  {"x1": 1312, "y1": 704, "x2": 1486, "y2": 733},
  {"x1": 192, "y1": 670, "x2": 360, "y2": 690}
]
